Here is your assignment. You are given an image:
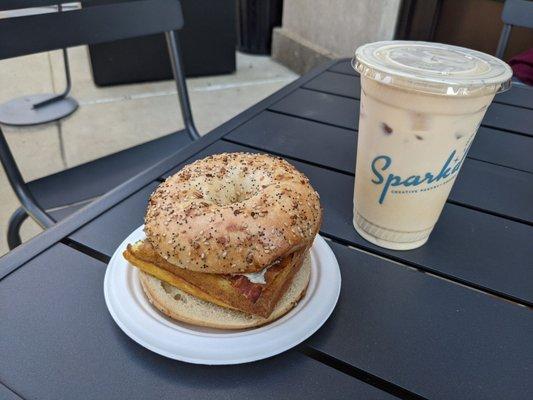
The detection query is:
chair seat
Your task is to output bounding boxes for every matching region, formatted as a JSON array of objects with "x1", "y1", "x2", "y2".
[
  {"x1": 48, "y1": 201, "x2": 91, "y2": 222},
  {"x1": 28, "y1": 130, "x2": 193, "y2": 220}
]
